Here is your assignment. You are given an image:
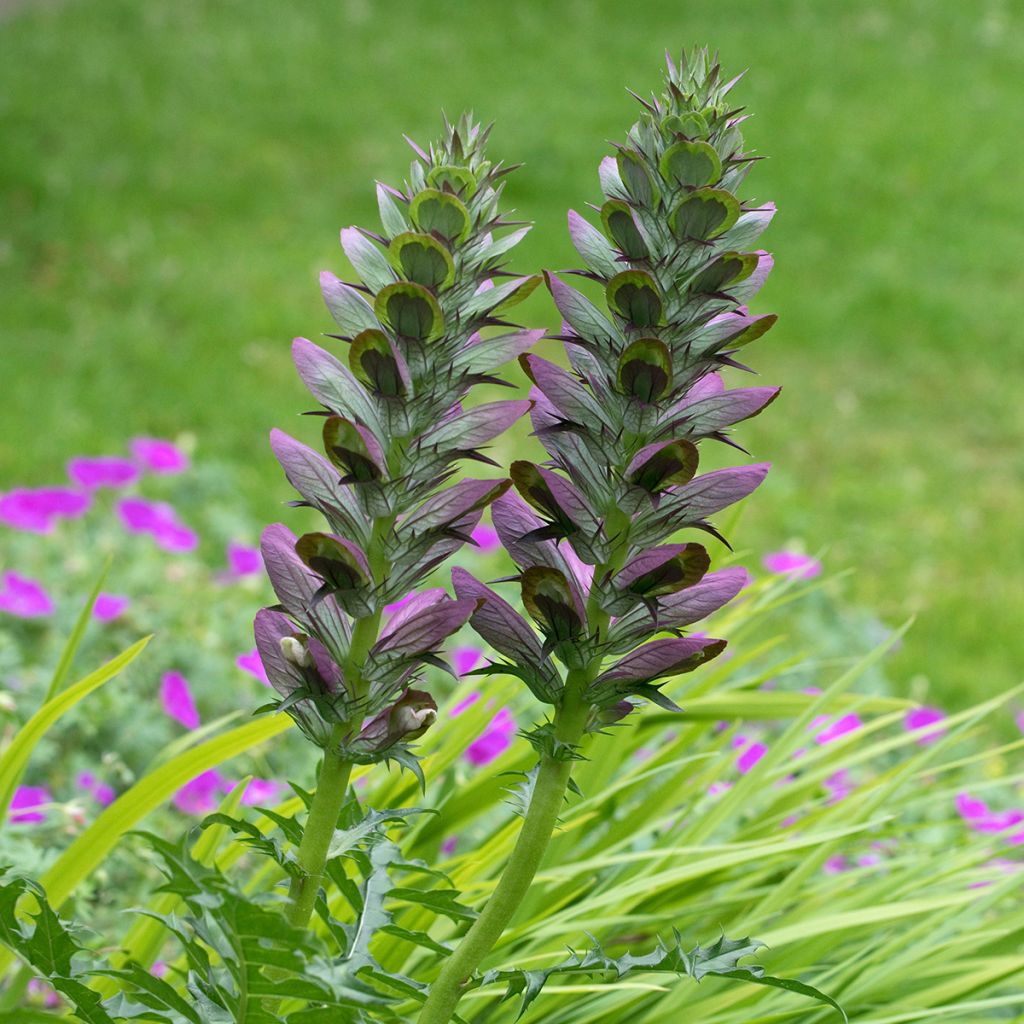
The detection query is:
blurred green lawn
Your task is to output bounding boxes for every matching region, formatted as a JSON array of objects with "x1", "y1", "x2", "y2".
[{"x1": 2, "y1": 0, "x2": 1021, "y2": 710}]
